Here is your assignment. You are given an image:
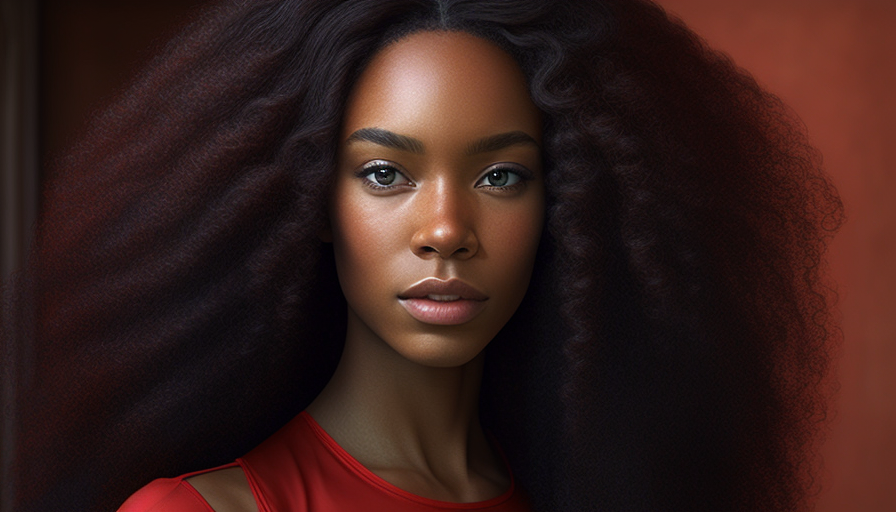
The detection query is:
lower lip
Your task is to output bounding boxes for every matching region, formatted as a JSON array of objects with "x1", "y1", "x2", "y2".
[{"x1": 398, "y1": 298, "x2": 487, "y2": 325}]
